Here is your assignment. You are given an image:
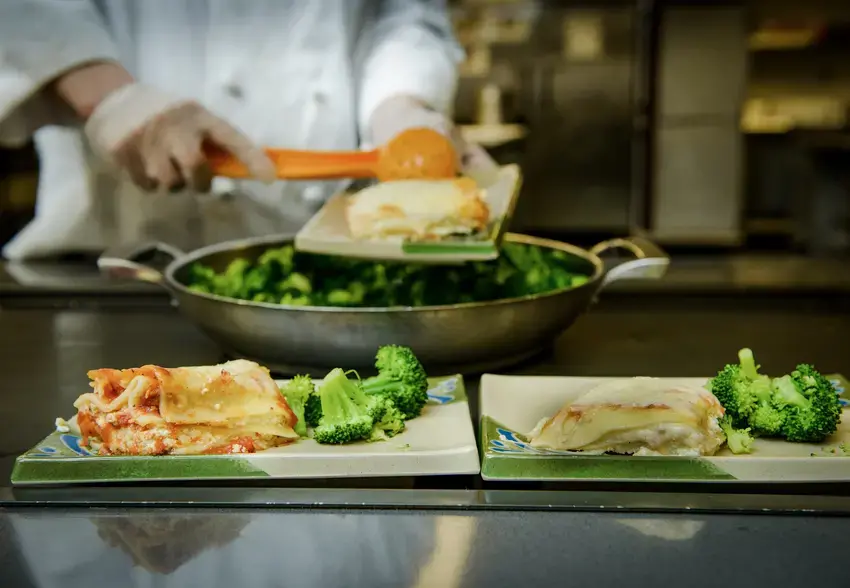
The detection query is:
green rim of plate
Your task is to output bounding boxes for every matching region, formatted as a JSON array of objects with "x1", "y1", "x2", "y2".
[
  {"x1": 401, "y1": 240, "x2": 499, "y2": 255},
  {"x1": 12, "y1": 454, "x2": 269, "y2": 484},
  {"x1": 400, "y1": 218, "x2": 504, "y2": 256}
]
